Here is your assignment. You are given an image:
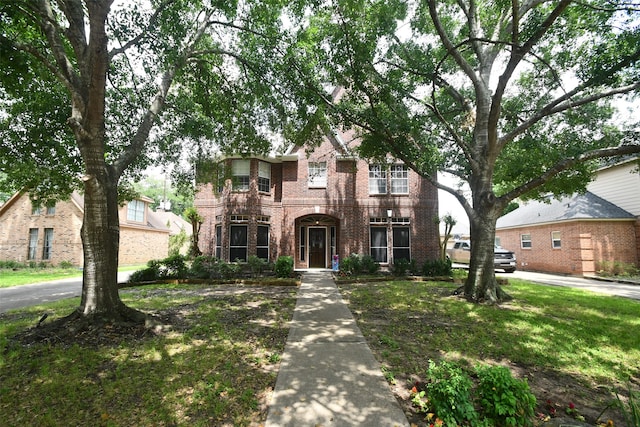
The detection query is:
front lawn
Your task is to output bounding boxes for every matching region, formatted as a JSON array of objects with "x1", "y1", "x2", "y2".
[
  {"x1": 338, "y1": 278, "x2": 640, "y2": 426},
  {"x1": 0, "y1": 283, "x2": 297, "y2": 426}
]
